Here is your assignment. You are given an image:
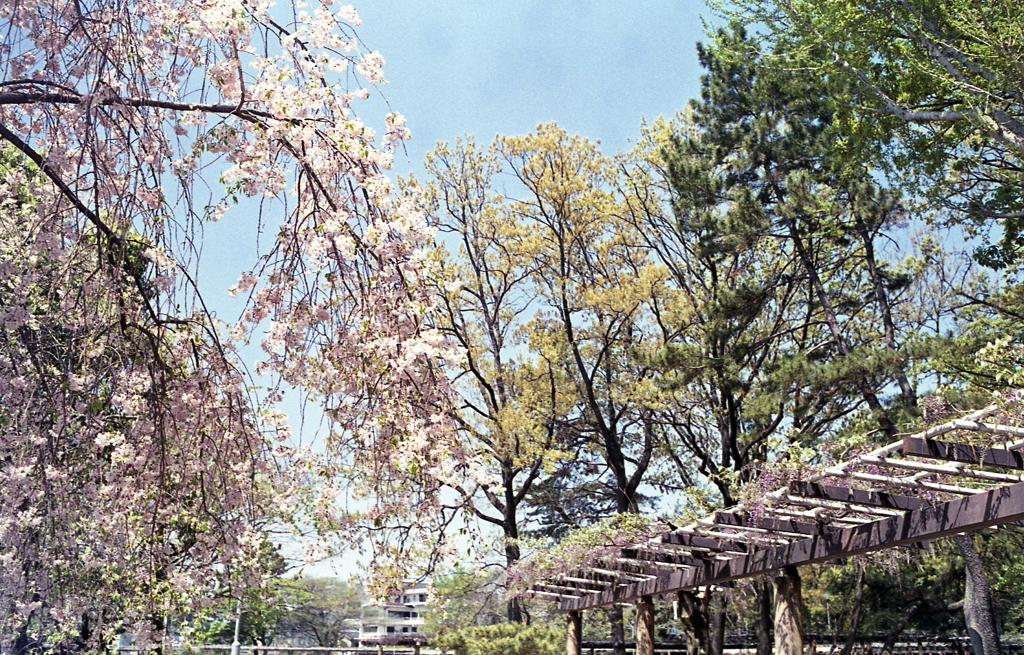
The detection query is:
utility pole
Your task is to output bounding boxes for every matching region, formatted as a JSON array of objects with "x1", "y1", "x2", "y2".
[{"x1": 230, "y1": 601, "x2": 243, "y2": 655}]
